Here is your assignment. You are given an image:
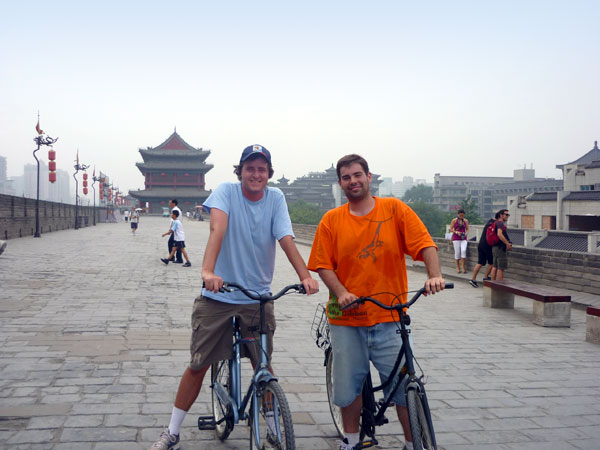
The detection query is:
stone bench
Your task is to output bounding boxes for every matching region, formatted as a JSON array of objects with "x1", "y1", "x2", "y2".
[
  {"x1": 586, "y1": 307, "x2": 600, "y2": 344},
  {"x1": 483, "y1": 280, "x2": 571, "y2": 327}
]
